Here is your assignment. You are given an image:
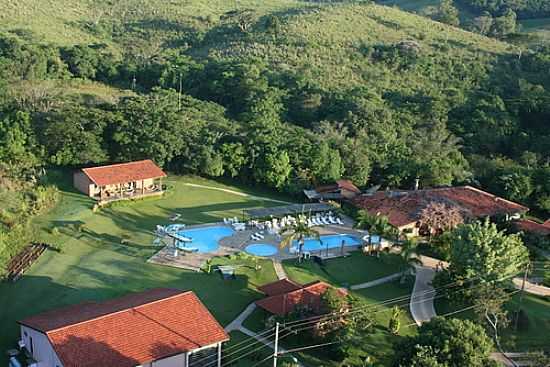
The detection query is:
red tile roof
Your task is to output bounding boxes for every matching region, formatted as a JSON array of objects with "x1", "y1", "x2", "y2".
[
  {"x1": 81, "y1": 160, "x2": 167, "y2": 186},
  {"x1": 352, "y1": 186, "x2": 528, "y2": 228},
  {"x1": 316, "y1": 179, "x2": 361, "y2": 194},
  {"x1": 256, "y1": 280, "x2": 347, "y2": 316},
  {"x1": 20, "y1": 289, "x2": 228, "y2": 367},
  {"x1": 515, "y1": 219, "x2": 550, "y2": 236},
  {"x1": 258, "y1": 278, "x2": 302, "y2": 296}
]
